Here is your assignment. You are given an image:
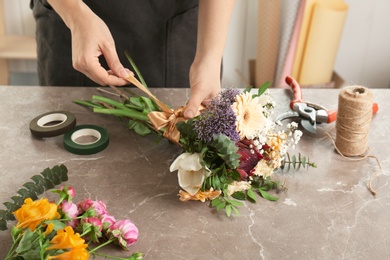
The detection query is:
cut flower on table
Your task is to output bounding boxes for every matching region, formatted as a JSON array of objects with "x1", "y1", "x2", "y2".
[
  {"x1": 0, "y1": 165, "x2": 142, "y2": 260},
  {"x1": 74, "y1": 55, "x2": 316, "y2": 216}
]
